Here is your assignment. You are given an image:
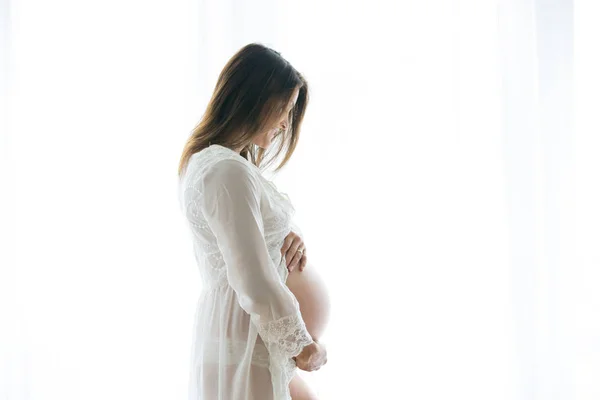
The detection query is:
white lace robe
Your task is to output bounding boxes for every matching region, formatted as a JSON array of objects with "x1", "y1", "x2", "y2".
[{"x1": 179, "y1": 144, "x2": 313, "y2": 400}]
